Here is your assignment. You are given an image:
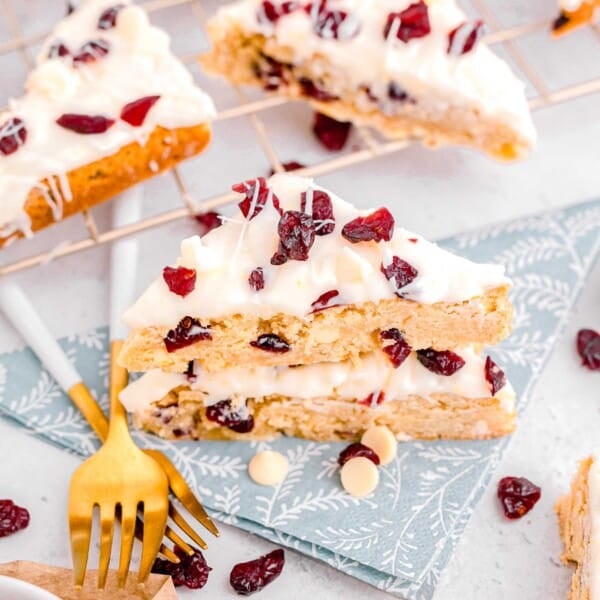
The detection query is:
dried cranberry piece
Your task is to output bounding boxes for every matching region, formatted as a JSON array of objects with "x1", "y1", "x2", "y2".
[
  {"x1": 271, "y1": 210, "x2": 316, "y2": 264},
  {"x1": 163, "y1": 266, "x2": 197, "y2": 298},
  {"x1": 552, "y1": 11, "x2": 570, "y2": 31},
  {"x1": 66, "y1": 1, "x2": 76, "y2": 15},
  {"x1": 47, "y1": 42, "x2": 70, "y2": 58},
  {"x1": 380, "y1": 328, "x2": 412, "y2": 368},
  {"x1": 485, "y1": 356, "x2": 506, "y2": 395},
  {"x1": 195, "y1": 211, "x2": 222, "y2": 235},
  {"x1": 249, "y1": 267, "x2": 265, "y2": 291},
  {"x1": 206, "y1": 399, "x2": 255, "y2": 433},
  {"x1": 97, "y1": 4, "x2": 124, "y2": 29},
  {"x1": 250, "y1": 333, "x2": 290, "y2": 353},
  {"x1": 230, "y1": 549, "x2": 285, "y2": 595},
  {"x1": 72, "y1": 39, "x2": 110, "y2": 64},
  {"x1": 359, "y1": 391, "x2": 385, "y2": 407},
  {"x1": 120, "y1": 95, "x2": 160, "y2": 127},
  {"x1": 306, "y1": 1, "x2": 360, "y2": 40},
  {"x1": 313, "y1": 112, "x2": 351, "y2": 151},
  {"x1": 408, "y1": 237, "x2": 418, "y2": 243},
  {"x1": 233, "y1": 177, "x2": 281, "y2": 220},
  {"x1": 152, "y1": 545, "x2": 212, "y2": 589},
  {"x1": 311, "y1": 289, "x2": 340, "y2": 313},
  {"x1": 299, "y1": 78, "x2": 339, "y2": 102},
  {"x1": 497, "y1": 477, "x2": 541, "y2": 519},
  {"x1": 0, "y1": 499, "x2": 30, "y2": 538},
  {"x1": 388, "y1": 82, "x2": 412, "y2": 102},
  {"x1": 269, "y1": 160, "x2": 305, "y2": 175},
  {"x1": 384, "y1": 2, "x2": 431, "y2": 43},
  {"x1": 577, "y1": 328, "x2": 600, "y2": 371},
  {"x1": 447, "y1": 20, "x2": 485, "y2": 56},
  {"x1": 56, "y1": 113, "x2": 115, "y2": 134},
  {"x1": 338, "y1": 443, "x2": 380, "y2": 467},
  {"x1": 342, "y1": 207, "x2": 394, "y2": 244},
  {"x1": 0, "y1": 117, "x2": 27, "y2": 156},
  {"x1": 380, "y1": 256, "x2": 418, "y2": 295},
  {"x1": 257, "y1": 1, "x2": 300, "y2": 23},
  {"x1": 164, "y1": 317, "x2": 212, "y2": 353},
  {"x1": 184, "y1": 360, "x2": 197, "y2": 383},
  {"x1": 254, "y1": 55, "x2": 287, "y2": 91},
  {"x1": 417, "y1": 349, "x2": 465, "y2": 376},
  {"x1": 300, "y1": 189, "x2": 335, "y2": 235}
]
